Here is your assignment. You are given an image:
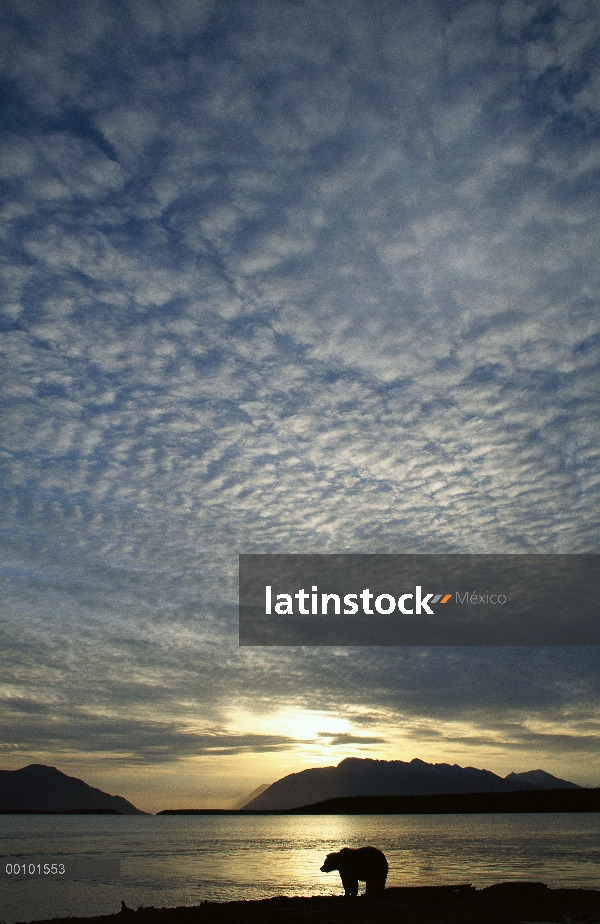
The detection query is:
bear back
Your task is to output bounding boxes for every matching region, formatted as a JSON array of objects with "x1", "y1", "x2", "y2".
[{"x1": 320, "y1": 845, "x2": 388, "y2": 876}]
